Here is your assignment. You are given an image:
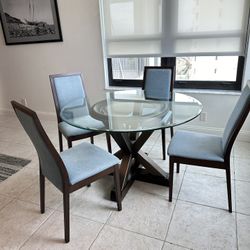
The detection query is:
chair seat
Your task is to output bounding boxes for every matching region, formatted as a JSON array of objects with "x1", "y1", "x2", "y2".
[
  {"x1": 60, "y1": 142, "x2": 120, "y2": 185},
  {"x1": 59, "y1": 117, "x2": 103, "y2": 137},
  {"x1": 167, "y1": 130, "x2": 224, "y2": 162}
]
